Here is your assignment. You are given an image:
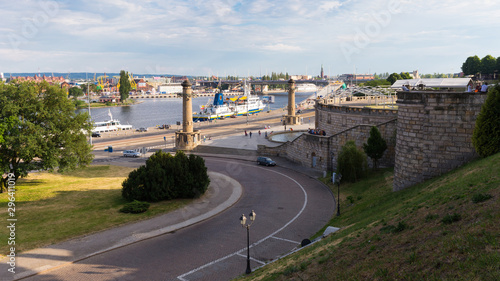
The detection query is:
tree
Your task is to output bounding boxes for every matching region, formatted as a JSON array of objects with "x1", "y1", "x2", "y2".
[
  {"x1": 0, "y1": 81, "x2": 94, "y2": 192},
  {"x1": 122, "y1": 150, "x2": 210, "y2": 202},
  {"x1": 400, "y1": 72, "x2": 412, "y2": 79},
  {"x1": 496, "y1": 57, "x2": 500, "y2": 76},
  {"x1": 461, "y1": 55, "x2": 481, "y2": 76},
  {"x1": 386, "y1": 73, "x2": 402, "y2": 84},
  {"x1": 80, "y1": 82, "x2": 97, "y2": 94},
  {"x1": 480, "y1": 55, "x2": 497, "y2": 75},
  {"x1": 337, "y1": 140, "x2": 368, "y2": 183},
  {"x1": 119, "y1": 70, "x2": 131, "y2": 102},
  {"x1": 68, "y1": 86, "x2": 84, "y2": 99},
  {"x1": 363, "y1": 126, "x2": 388, "y2": 170},
  {"x1": 472, "y1": 84, "x2": 500, "y2": 157}
]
